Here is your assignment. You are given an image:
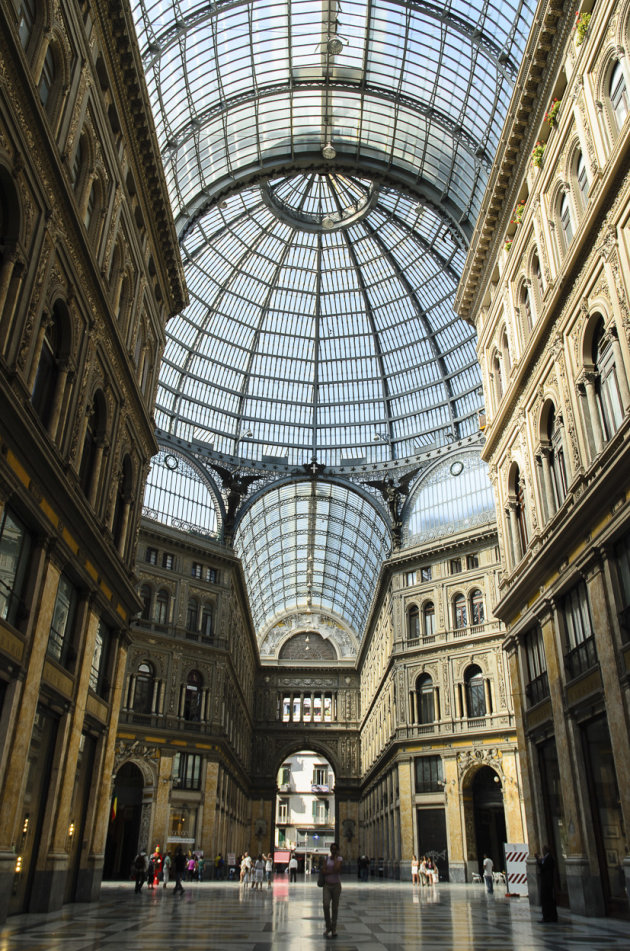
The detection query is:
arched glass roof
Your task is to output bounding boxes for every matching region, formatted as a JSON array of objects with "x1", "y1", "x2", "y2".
[
  {"x1": 131, "y1": 0, "x2": 537, "y2": 644},
  {"x1": 234, "y1": 480, "x2": 390, "y2": 638}
]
